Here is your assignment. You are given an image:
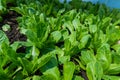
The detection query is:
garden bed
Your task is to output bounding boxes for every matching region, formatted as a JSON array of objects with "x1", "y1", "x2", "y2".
[{"x1": 1, "y1": 0, "x2": 120, "y2": 80}]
